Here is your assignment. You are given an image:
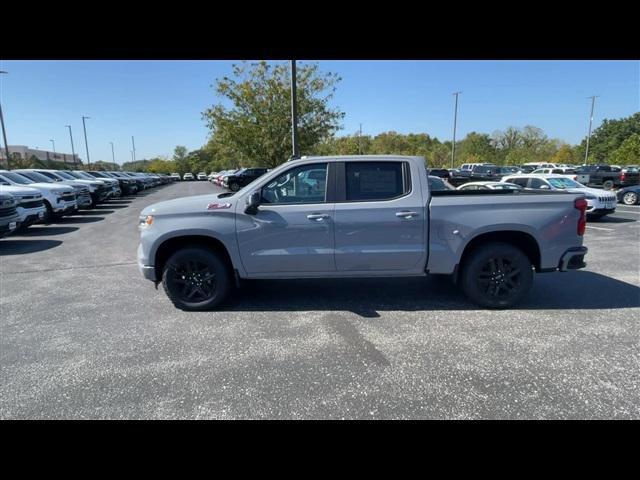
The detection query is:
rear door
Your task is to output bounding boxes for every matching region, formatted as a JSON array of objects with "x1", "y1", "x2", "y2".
[{"x1": 332, "y1": 160, "x2": 426, "y2": 272}]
